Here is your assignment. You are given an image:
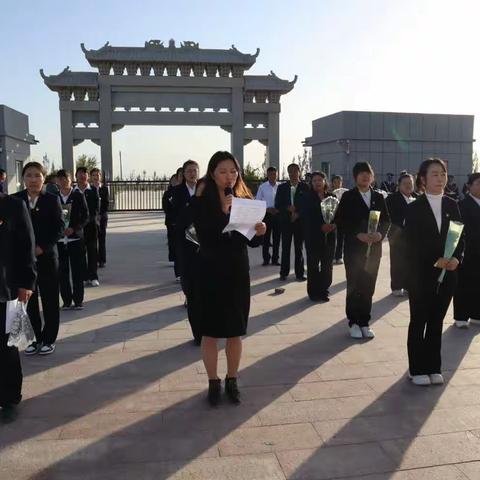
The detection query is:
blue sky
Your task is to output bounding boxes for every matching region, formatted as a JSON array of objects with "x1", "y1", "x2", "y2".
[{"x1": 1, "y1": 0, "x2": 478, "y2": 177}]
